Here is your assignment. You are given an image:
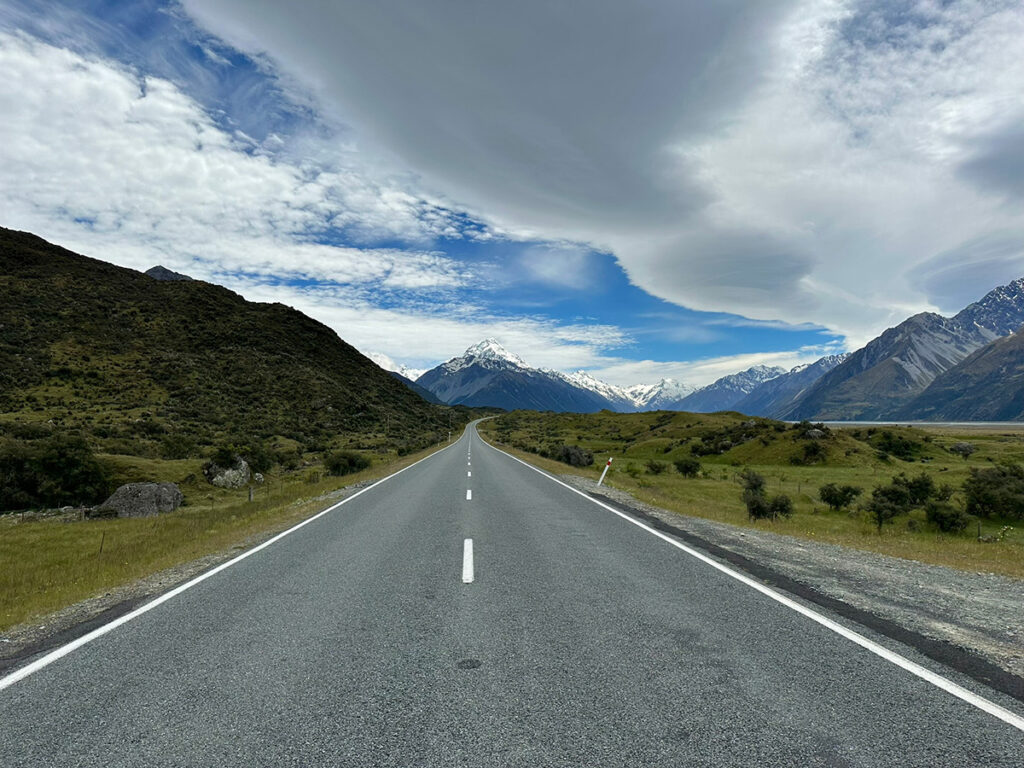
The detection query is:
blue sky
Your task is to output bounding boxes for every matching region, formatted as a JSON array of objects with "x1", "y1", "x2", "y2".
[{"x1": 2, "y1": 1, "x2": 1022, "y2": 386}]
